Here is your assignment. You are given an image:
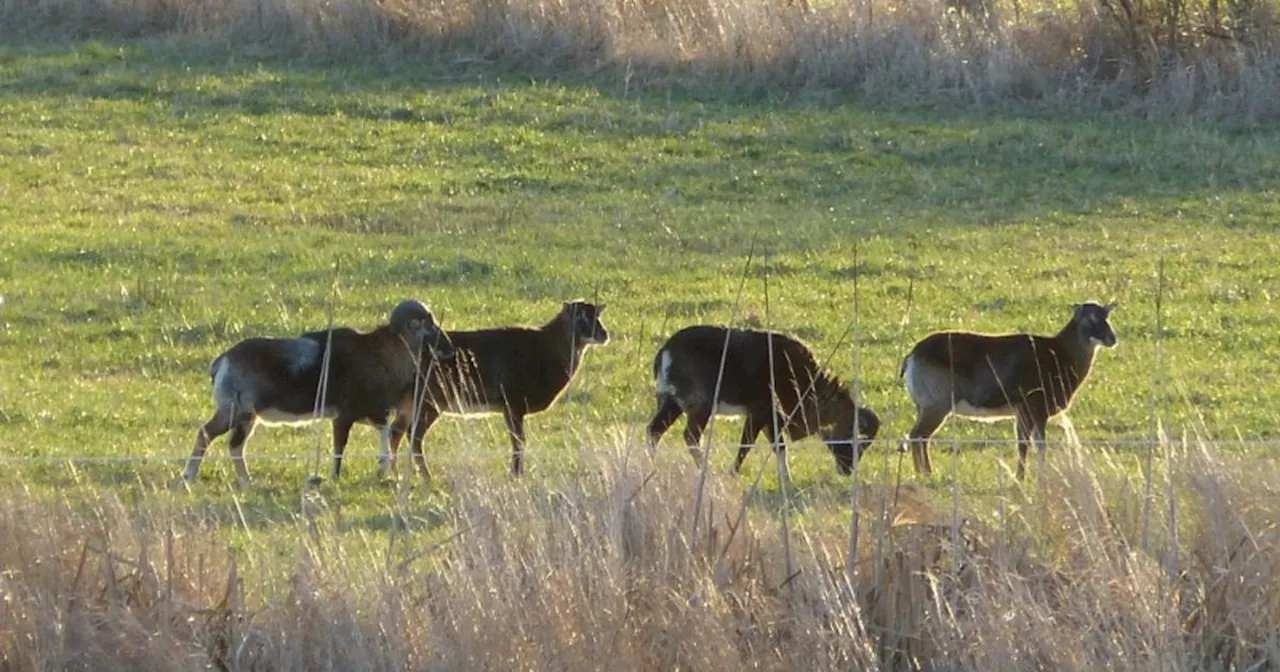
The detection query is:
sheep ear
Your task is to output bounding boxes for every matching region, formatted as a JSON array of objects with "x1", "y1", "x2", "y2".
[
  {"x1": 596, "y1": 304, "x2": 606, "y2": 313},
  {"x1": 1104, "y1": 301, "x2": 1117, "y2": 314}
]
